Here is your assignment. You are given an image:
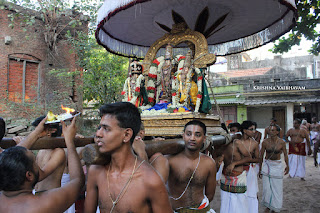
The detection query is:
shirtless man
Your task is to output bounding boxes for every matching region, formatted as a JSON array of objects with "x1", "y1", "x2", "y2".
[
  {"x1": 259, "y1": 124, "x2": 289, "y2": 213},
  {"x1": 264, "y1": 118, "x2": 284, "y2": 139},
  {"x1": 238, "y1": 121, "x2": 260, "y2": 213},
  {"x1": 314, "y1": 136, "x2": 320, "y2": 167},
  {"x1": 0, "y1": 116, "x2": 84, "y2": 213},
  {"x1": 84, "y1": 102, "x2": 172, "y2": 213},
  {"x1": 13, "y1": 116, "x2": 66, "y2": 195},
  {"x1": 166, "y1": 120, "x2": 217, "y2": 212},
  {"x1": 220, "y1": 122, "x2": 257, "y2": 213},
  {"x1": 286, "y1": 118, "x2": 312, "y2": 180},
  {"x1": 310, "y1": 117, "x2": 320, "y2": 146},
  {"x1": 33, "y1": 116, "x2": 66, "y2": 194}
]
